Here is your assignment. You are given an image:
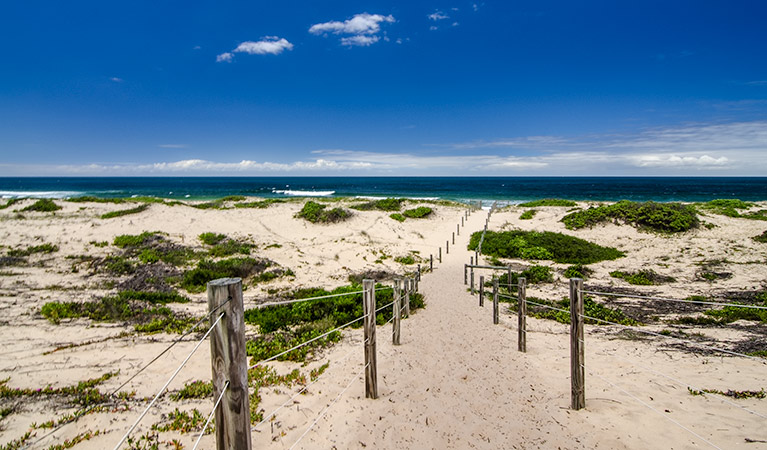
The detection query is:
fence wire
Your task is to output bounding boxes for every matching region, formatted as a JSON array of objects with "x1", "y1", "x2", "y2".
[
  {"x1": 192, "y1": 380, "x2": 230, "y2": 450},
  {"x1": 583, "y1": 289, "x2": 767, "y2": 311}
]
